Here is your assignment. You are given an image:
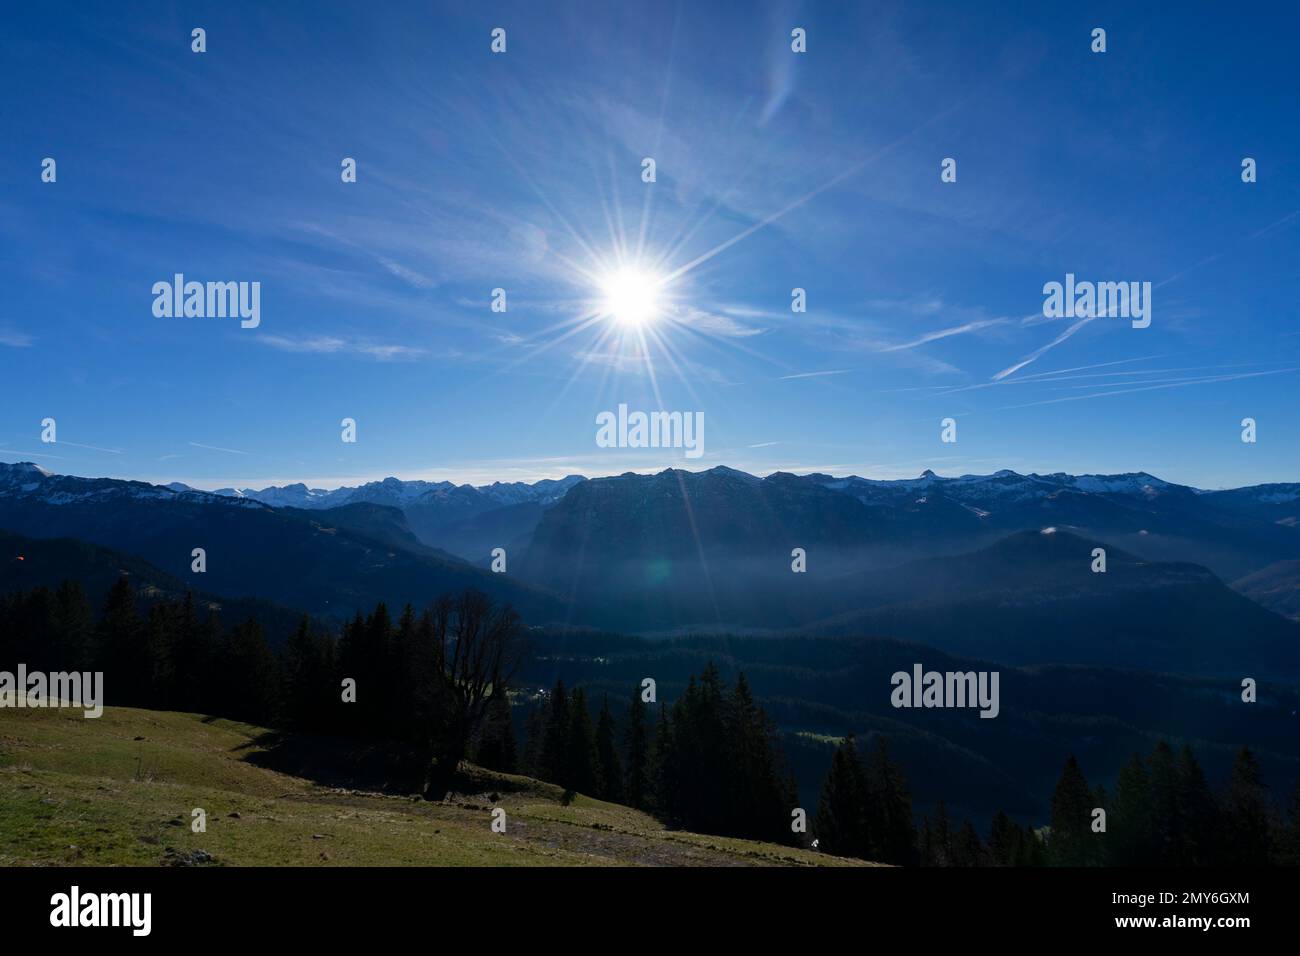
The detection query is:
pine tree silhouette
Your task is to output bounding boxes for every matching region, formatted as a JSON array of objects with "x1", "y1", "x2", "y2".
[
  {"x1": 815, "y1": 734, "x2": 869, "y2": 859},
  {"x1": 624, "y1": 684, "x2": 650, "y2": 810},
  {"x1": 595, "y1": 693, "x2": 623, "y2": 803},
  {"x1": 1048, "y1": 755, "x2": 1094, "y2": 866}
]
